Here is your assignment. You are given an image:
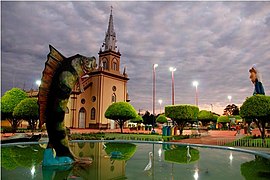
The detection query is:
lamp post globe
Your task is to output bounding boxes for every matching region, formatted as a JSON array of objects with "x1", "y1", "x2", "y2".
[
  {"x1": 36, "y1": 80, "x2": 41, "y2": 86},
  {"x1": 228, "y1": 95, "x2": 232, "y2": 103}
]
